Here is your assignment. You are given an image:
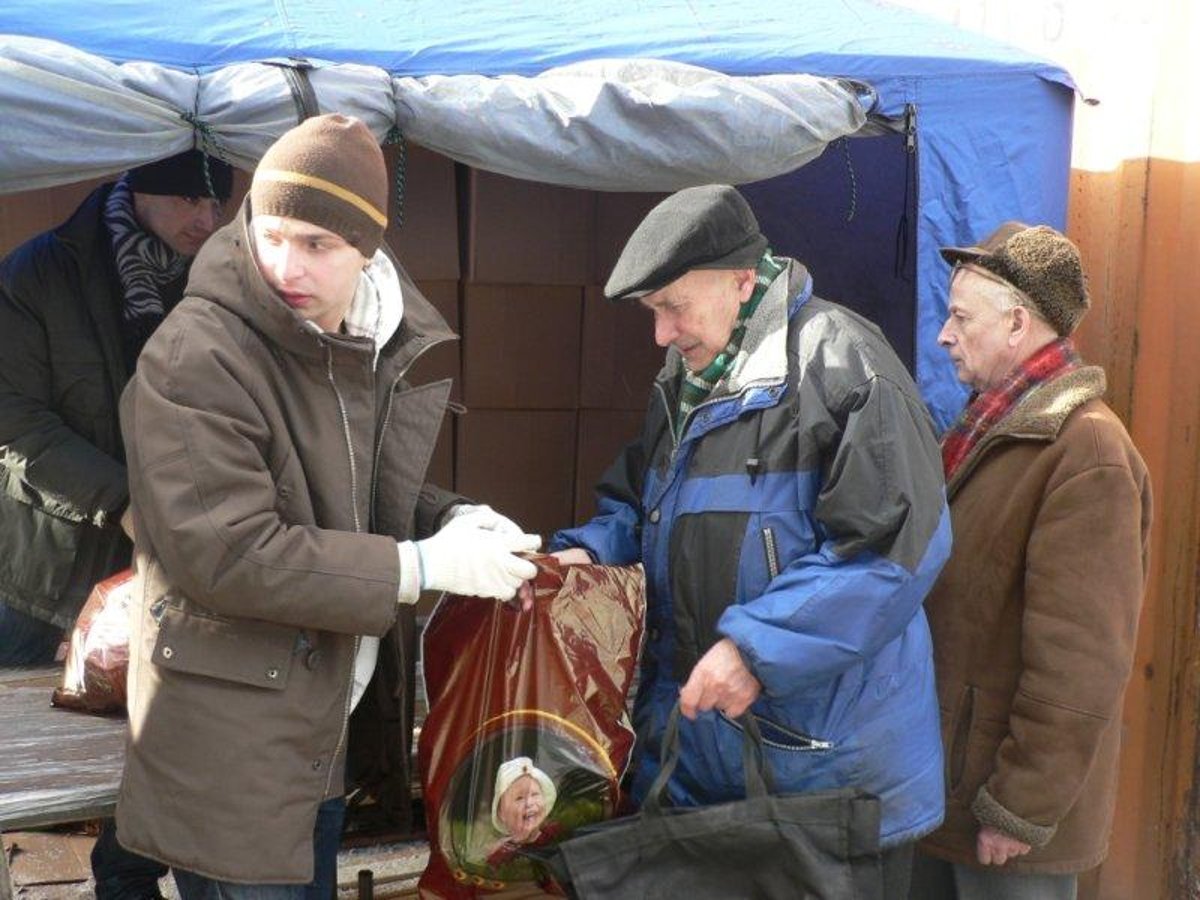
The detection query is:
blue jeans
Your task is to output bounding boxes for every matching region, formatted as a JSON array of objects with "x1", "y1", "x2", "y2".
[
  {"x1": 172, "y1": 796, "x2": 345, "y2": 900},
  {"x1": 909, "y1": 849, "x2": 1078, "y2": 900},
  {"x1": 0, "y1": 601, "x2": 63, "y2": 666},
  {"x1": 92, "y1": 818, "x2": 168, "y2": 900}
]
